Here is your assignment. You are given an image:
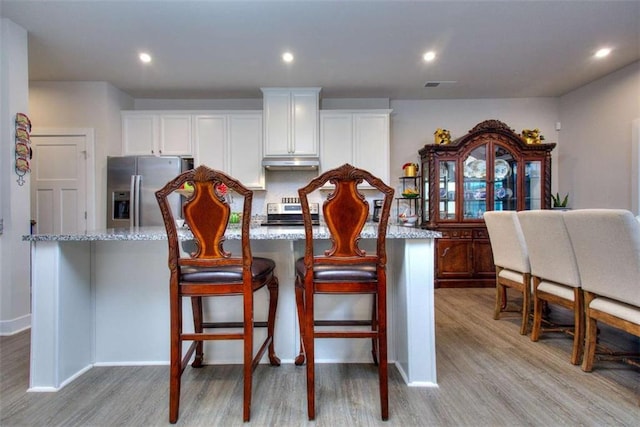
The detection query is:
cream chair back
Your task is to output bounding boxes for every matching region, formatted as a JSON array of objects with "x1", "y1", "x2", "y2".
[
  {"x1": 518, "y1": 210, "x2": 580, "y2": 287},
  {"x1": 484, "y1": 211, "x2": 530, "y2": 273},
  {"x1": 564, "y1": 209, "x2": 640, "y2": 306}
]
